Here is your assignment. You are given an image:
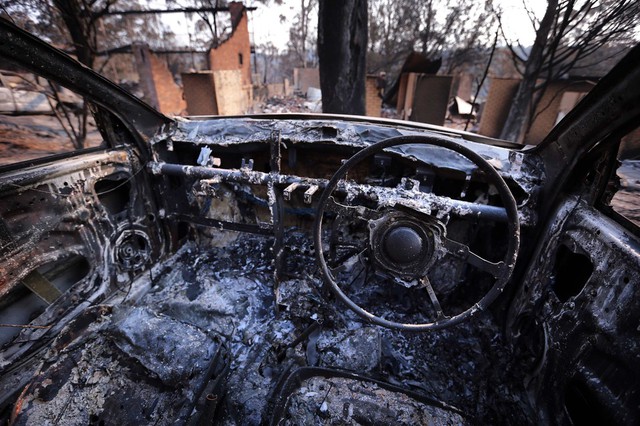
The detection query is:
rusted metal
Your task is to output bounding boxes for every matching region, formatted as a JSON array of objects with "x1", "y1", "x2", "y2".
[{"x1": 20, "y1": 271, "x2": 61, "y2": 304}]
